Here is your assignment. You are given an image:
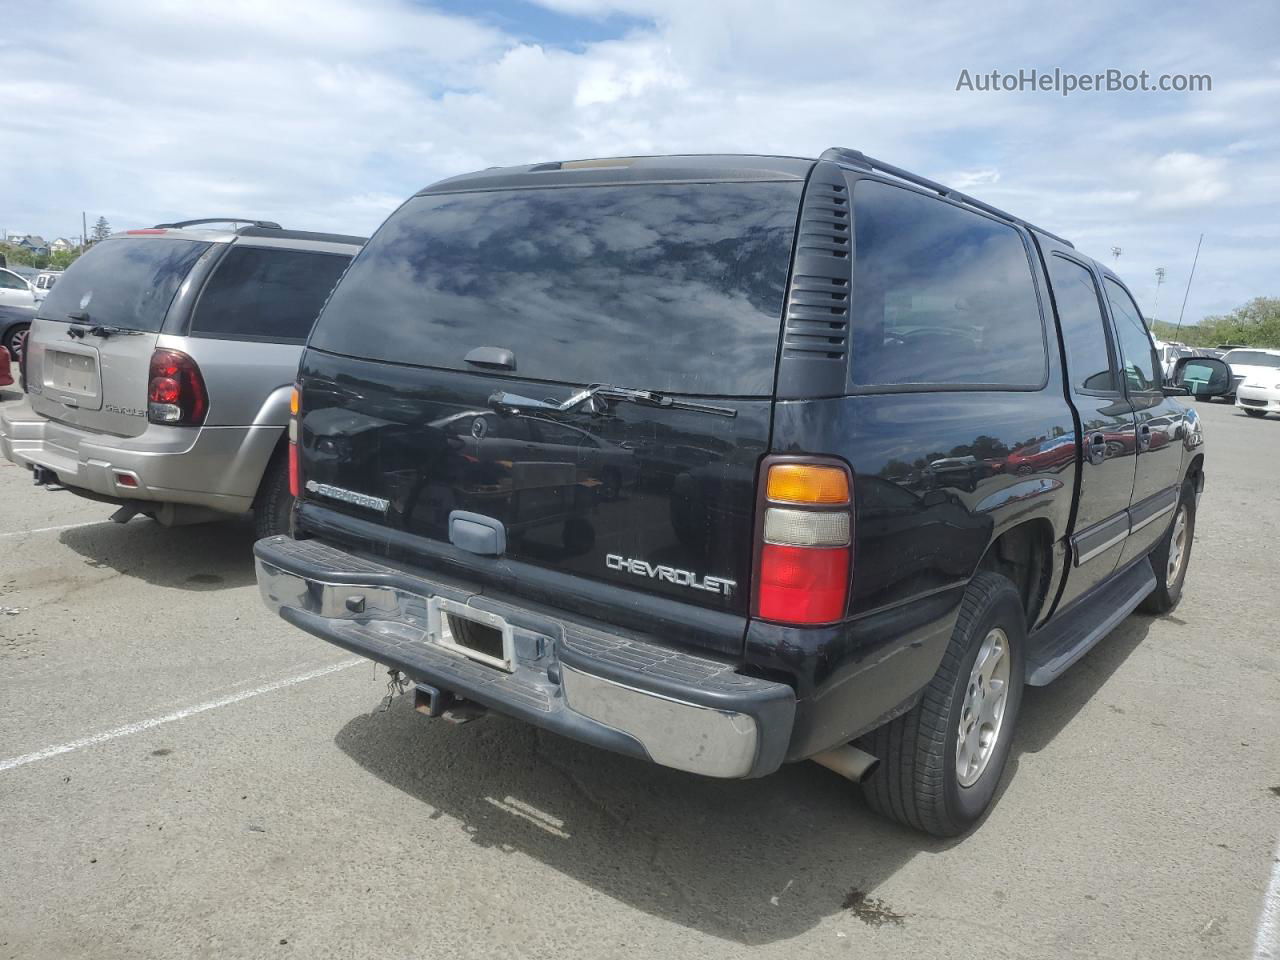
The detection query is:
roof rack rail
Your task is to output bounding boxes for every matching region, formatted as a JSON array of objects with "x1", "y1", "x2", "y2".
[
  {"x1": 152, "y1": 218, "x2": 282, "y2": 230},
  {"x1": 819, "y1": 148, "x2": 1074, "y2": 249}
]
